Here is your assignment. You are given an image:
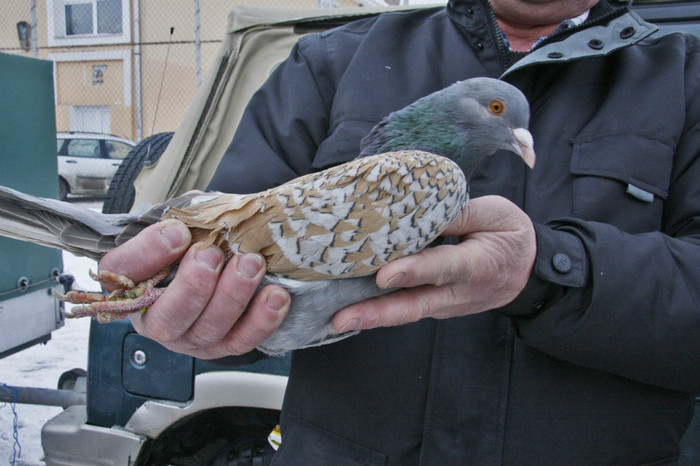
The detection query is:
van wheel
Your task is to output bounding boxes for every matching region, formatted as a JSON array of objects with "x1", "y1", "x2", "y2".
[
  {"x1": 102, "y1": 132, "x2": 174, "y2": 214},
  {"x1": 135, "y1": 407, "x2": 279, "y2": 466},
  {"x1": 58, "y1": 178, "x2": 69, "y2": 201}
]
